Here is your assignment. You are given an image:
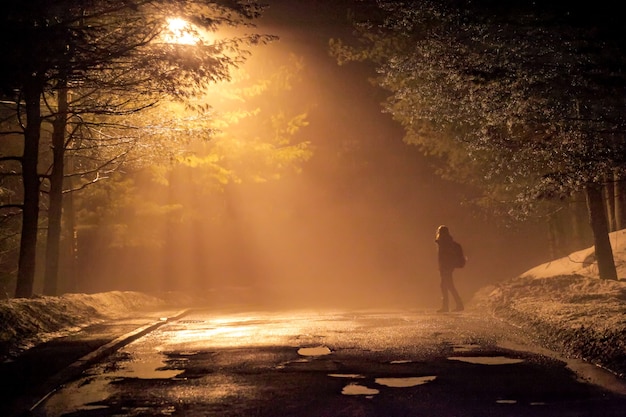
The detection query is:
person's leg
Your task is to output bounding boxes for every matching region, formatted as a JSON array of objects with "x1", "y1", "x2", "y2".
[
  {"x1": 438, "y1": 270, "x2": 451, "y2": 312},
  {"x1": 449, "y1": 275, "x2": 464, "y2": 311}
]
